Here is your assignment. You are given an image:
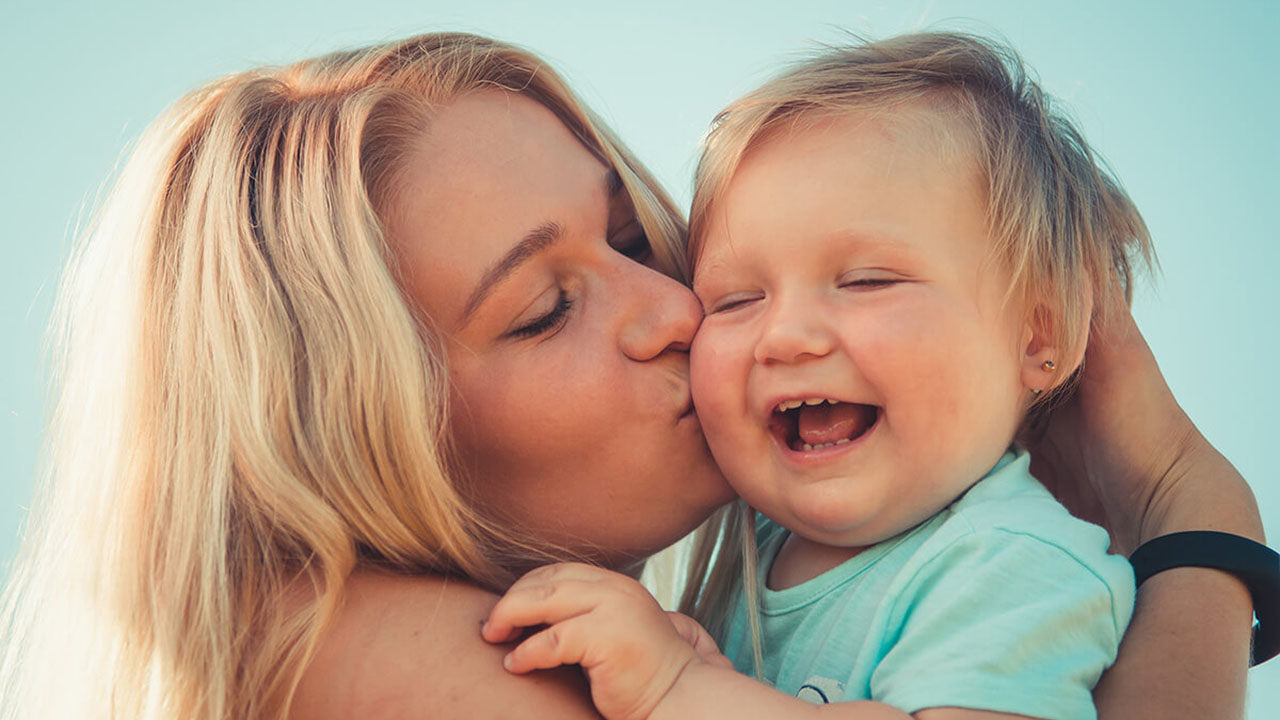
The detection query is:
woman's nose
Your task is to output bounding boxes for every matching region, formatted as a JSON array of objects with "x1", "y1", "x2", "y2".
[
  {"x1": 618, "y1": 265, "x2": 702, "y2": 362},
  {"x1": 753, "y1": 295, "x2": 836, "y2": 365}
]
